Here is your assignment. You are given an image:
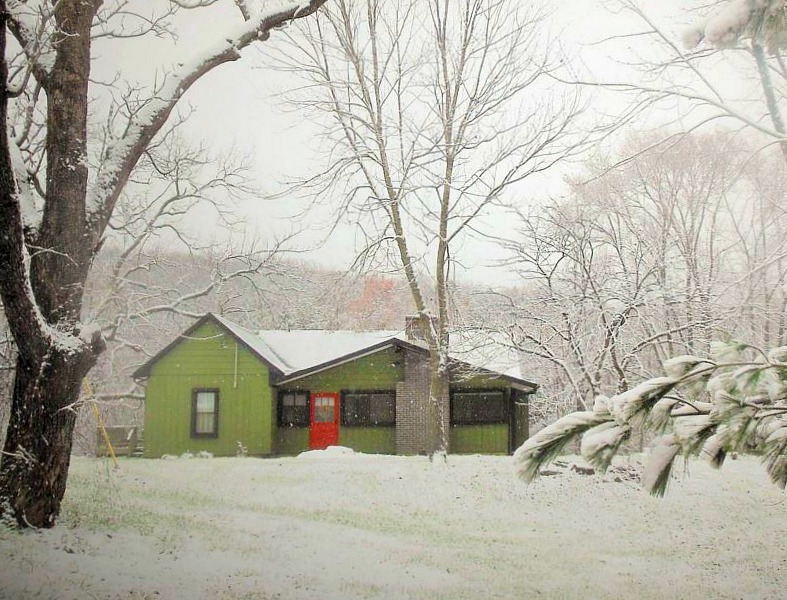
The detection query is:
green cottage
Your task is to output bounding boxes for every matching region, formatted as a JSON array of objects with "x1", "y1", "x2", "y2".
[{"x1": 133, "y1": 313, "x2": 537, "y2": 457}]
